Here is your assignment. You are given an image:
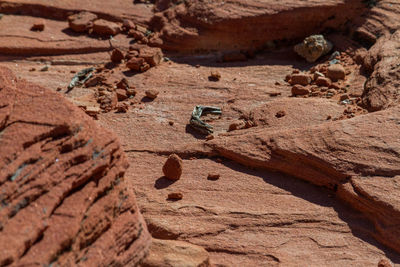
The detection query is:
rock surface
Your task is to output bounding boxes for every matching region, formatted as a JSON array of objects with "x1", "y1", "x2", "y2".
[
  {"x1": 208, "y1": 106, "x2": 400, "y2": 254},
  {"x1": 141, "y1": 239, "x2": 210, "y2": 267},
  {"x1": 0, "y1": 67, "x2": 151, "y2": 266}
]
